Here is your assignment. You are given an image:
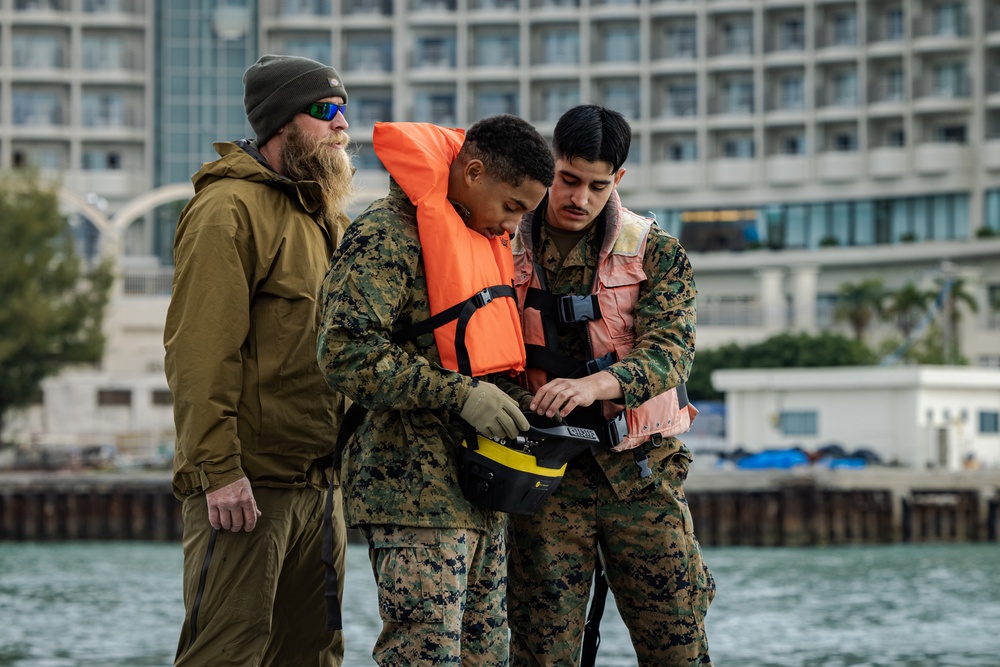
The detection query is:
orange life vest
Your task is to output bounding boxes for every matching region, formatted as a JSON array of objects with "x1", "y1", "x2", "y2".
[
  {"x1": 512, "y1": 192, "x2": 698, "y2": 451},
  {"x1": 373, "y1": 121, "x2": 525, "y2": 377}
]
